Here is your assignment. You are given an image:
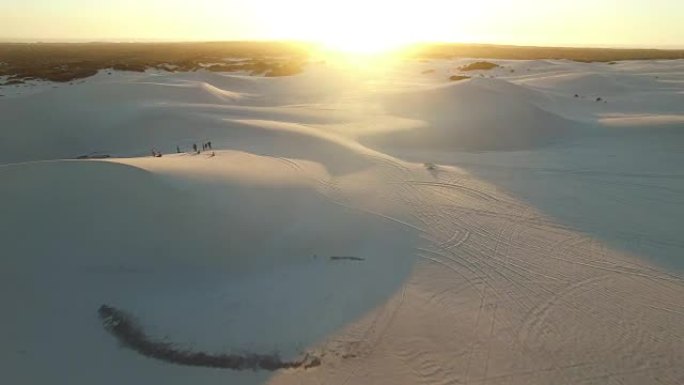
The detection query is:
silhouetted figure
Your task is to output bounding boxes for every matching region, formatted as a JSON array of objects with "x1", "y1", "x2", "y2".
[
  {"x1": 193, "y1": 143, "x2": 197, "y2": 153},
  {"x1": 176, "y1": 146, "x2": 181, "y2": 153},
  {"x1": 208, "y1": 141, "x2": 212, "y2": 150}
]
